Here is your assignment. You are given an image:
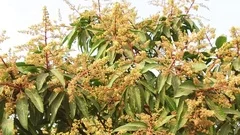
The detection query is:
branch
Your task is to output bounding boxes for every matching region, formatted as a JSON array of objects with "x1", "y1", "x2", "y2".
[
  {"x1": 205, "y1": 34, "x2": 213, "y2": 47},
  {"x1": 236, "y1": 41, "x2": 240, "y2": 56},
  {"x1": 0, "y1": 82, "x2": 22, "y2": 91},
  {"x1": 44, "y1": 17, "x2": 50, "y2": 70},
  {"x1": 0, "y1": 56, "x2": 15, "y2": 79},
  {"x1": 185, "y1": 0, "x2": 195, "y2": 15},
  {"x1": 97, "y1": 0, "x2": 101, "y2": 18}
]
